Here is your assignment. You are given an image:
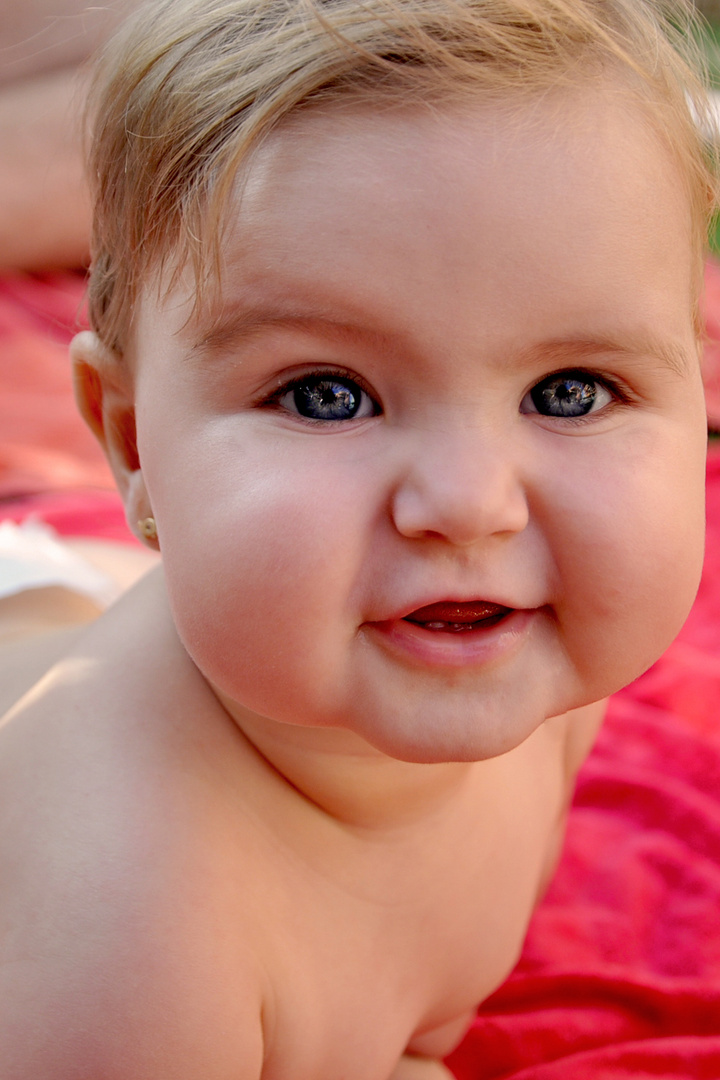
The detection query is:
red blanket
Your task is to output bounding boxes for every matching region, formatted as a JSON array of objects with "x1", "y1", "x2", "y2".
[
  {"x1": 448, "y1": 451, "x2": 720, "y2": 1077},
  {"x1": 3, "y1": 270, "x2": 720, "y2": 1076},
  {"x1": 0, "y1": 272, "x2": 131, "y2": 540}
]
